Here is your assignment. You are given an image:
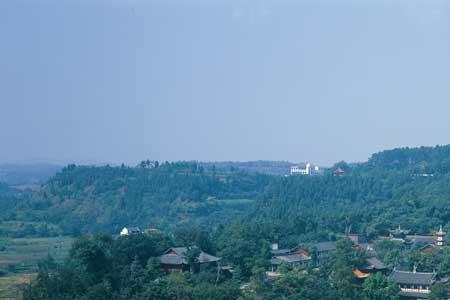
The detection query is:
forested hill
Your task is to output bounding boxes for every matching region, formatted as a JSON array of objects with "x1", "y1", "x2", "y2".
[
  {"x1": 9, "y1": 162, "x2": 271, "y2": 235},
  {"x1": 249, "y1": 172, "x2": 450, "y2": 246},
  {"x1": 365, "y1": 144, "x2": 450, "y2": 173},
  {"x1": 200, "y1": 161, "x2": 294, "y2": 176},
  {"x1": 247, "y1": 144, "x2": 450, "y2": 247},
  {"x1": 3, "y1": 144, "x2": 450, "y2": 239}
]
